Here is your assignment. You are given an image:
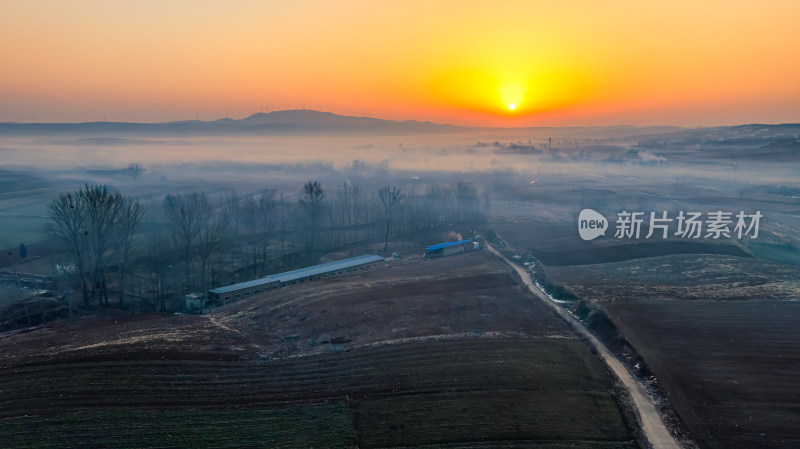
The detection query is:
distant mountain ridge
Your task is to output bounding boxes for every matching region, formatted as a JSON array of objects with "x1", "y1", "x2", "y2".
[
  {"x1": 1, "y1": 109, "x2": 795, "y2": 139},
  {"x1": 238, "y1": 110, "x2": 445, "y2": 127},
  {"x1": 0, "y1": 109, "x2": 461, "y2": 136}
]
